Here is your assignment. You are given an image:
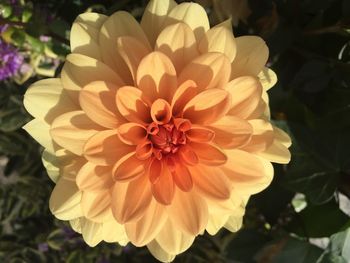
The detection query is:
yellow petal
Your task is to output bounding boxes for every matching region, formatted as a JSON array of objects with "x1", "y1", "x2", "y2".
[
  {"x1": 225, "y1": 213, "x2": 244, "y2": 233},
  {"x1": 274, "y1": 126, "x2": 292, "y2": 147},
  {"x1": 179, "y1": 52, "x2": 231, "y2": 90},
  {"x1": 83, "y1": 129, "x2": 133, "y2": 166},
  {"x1": 112, "y1": 176, "x2": 152, "y2": 224},
  {"x1": 79, "y1": 81, "x2": 124, "y2": 129},
  {"x1": 156, "y1": 219, "x2": 195, "y2": 254},
  {"x1": 198, "y1": 19, "x2": 237, "y2": 62},
  {"x1": 81, "y1": 219, "x2": 103, "y2": 247},
  {"x1": 125, "y1": 199, "x2": 167, "y2": 247},
  {"x1": 137, "y1": 51, "x2": 177, "y2": 102},
  {"x1": 50, "y1": 111, "x2": 103, "y2": 155},
  {"x1": 61, "y1": 54, "x2": 124, "y2": 104},
  {"x1": 167, "y1": 190, "x2": 208, "y2": 235},
  {"x1": 231, "y1": 36, "x2": 269, "y2": 79},
  {"x1": 70, "y1": 218, "x2": 82, "y2": 233},
  {"x1": 23, "y1": 78, "x2": 78, "y2": 123},
  {"x1": 141, "y1": 0, "x2": 177, "y2": 46},
  {"x1": 102, "y1": 219, "x2": 128, "y2": 244},
  {"x1": 147, "y1": 240, "x2": 176, "y2": 263},
  {"x1": 164, "y1": 3, "x2": 209, "y2": 42},
  {"x1": 156, "y1": 22, "x2": 199, "y2": 72},
  {"x1": 70, "y1": 13, "x2": 108, "y2": 60},
  {"x1": 23, "y1": 119, "x2": 55, "y2": 152},
  {"x1": 99, "y1": 11, "x2": 151, "y2": 84},
  {"x1": 222, "y1": 150, "x2": 274, "y2": 195},
  {"x1": 183, "y1": 89, "x2": 231, "y2": 124},
  {"x1": 226, "y1": 76, "x2": 263, "y2": 119},
  {"x1": 258, "y1": 67, "x2": 277, "y2": 90},
  {"x1": 258, "y1": 139, "x2": 291, "y2": 164},
  {"x1": 42, "y1": 150, "x2": 60, "y2": 182},
  {"x1": 117, "y1": 36, "x2": 151, "y2": 82},
  {"x1": 49, "y1": 177, "x2": 83, "y2": 220},
  {"x1": 206, "y1": 214, "x2": 230, "y2": 235}
]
